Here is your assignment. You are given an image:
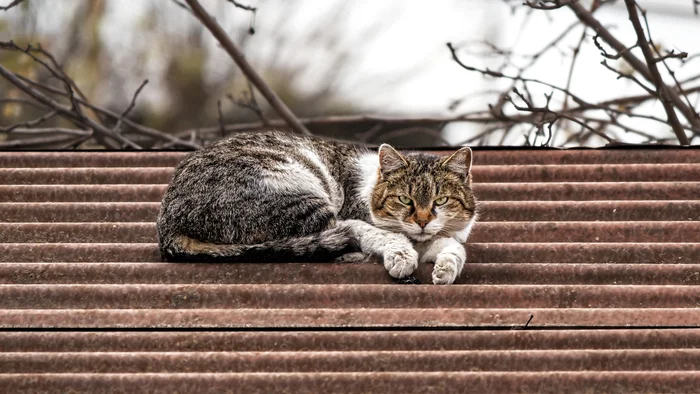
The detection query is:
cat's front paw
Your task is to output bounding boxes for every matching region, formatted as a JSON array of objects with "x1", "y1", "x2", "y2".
[
  {"x1": 432, "y1": 253, "x2": 462, "y2": 285},
  {"x1": 383, "y1": 245, "x2": 419, "y2": 279}
]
